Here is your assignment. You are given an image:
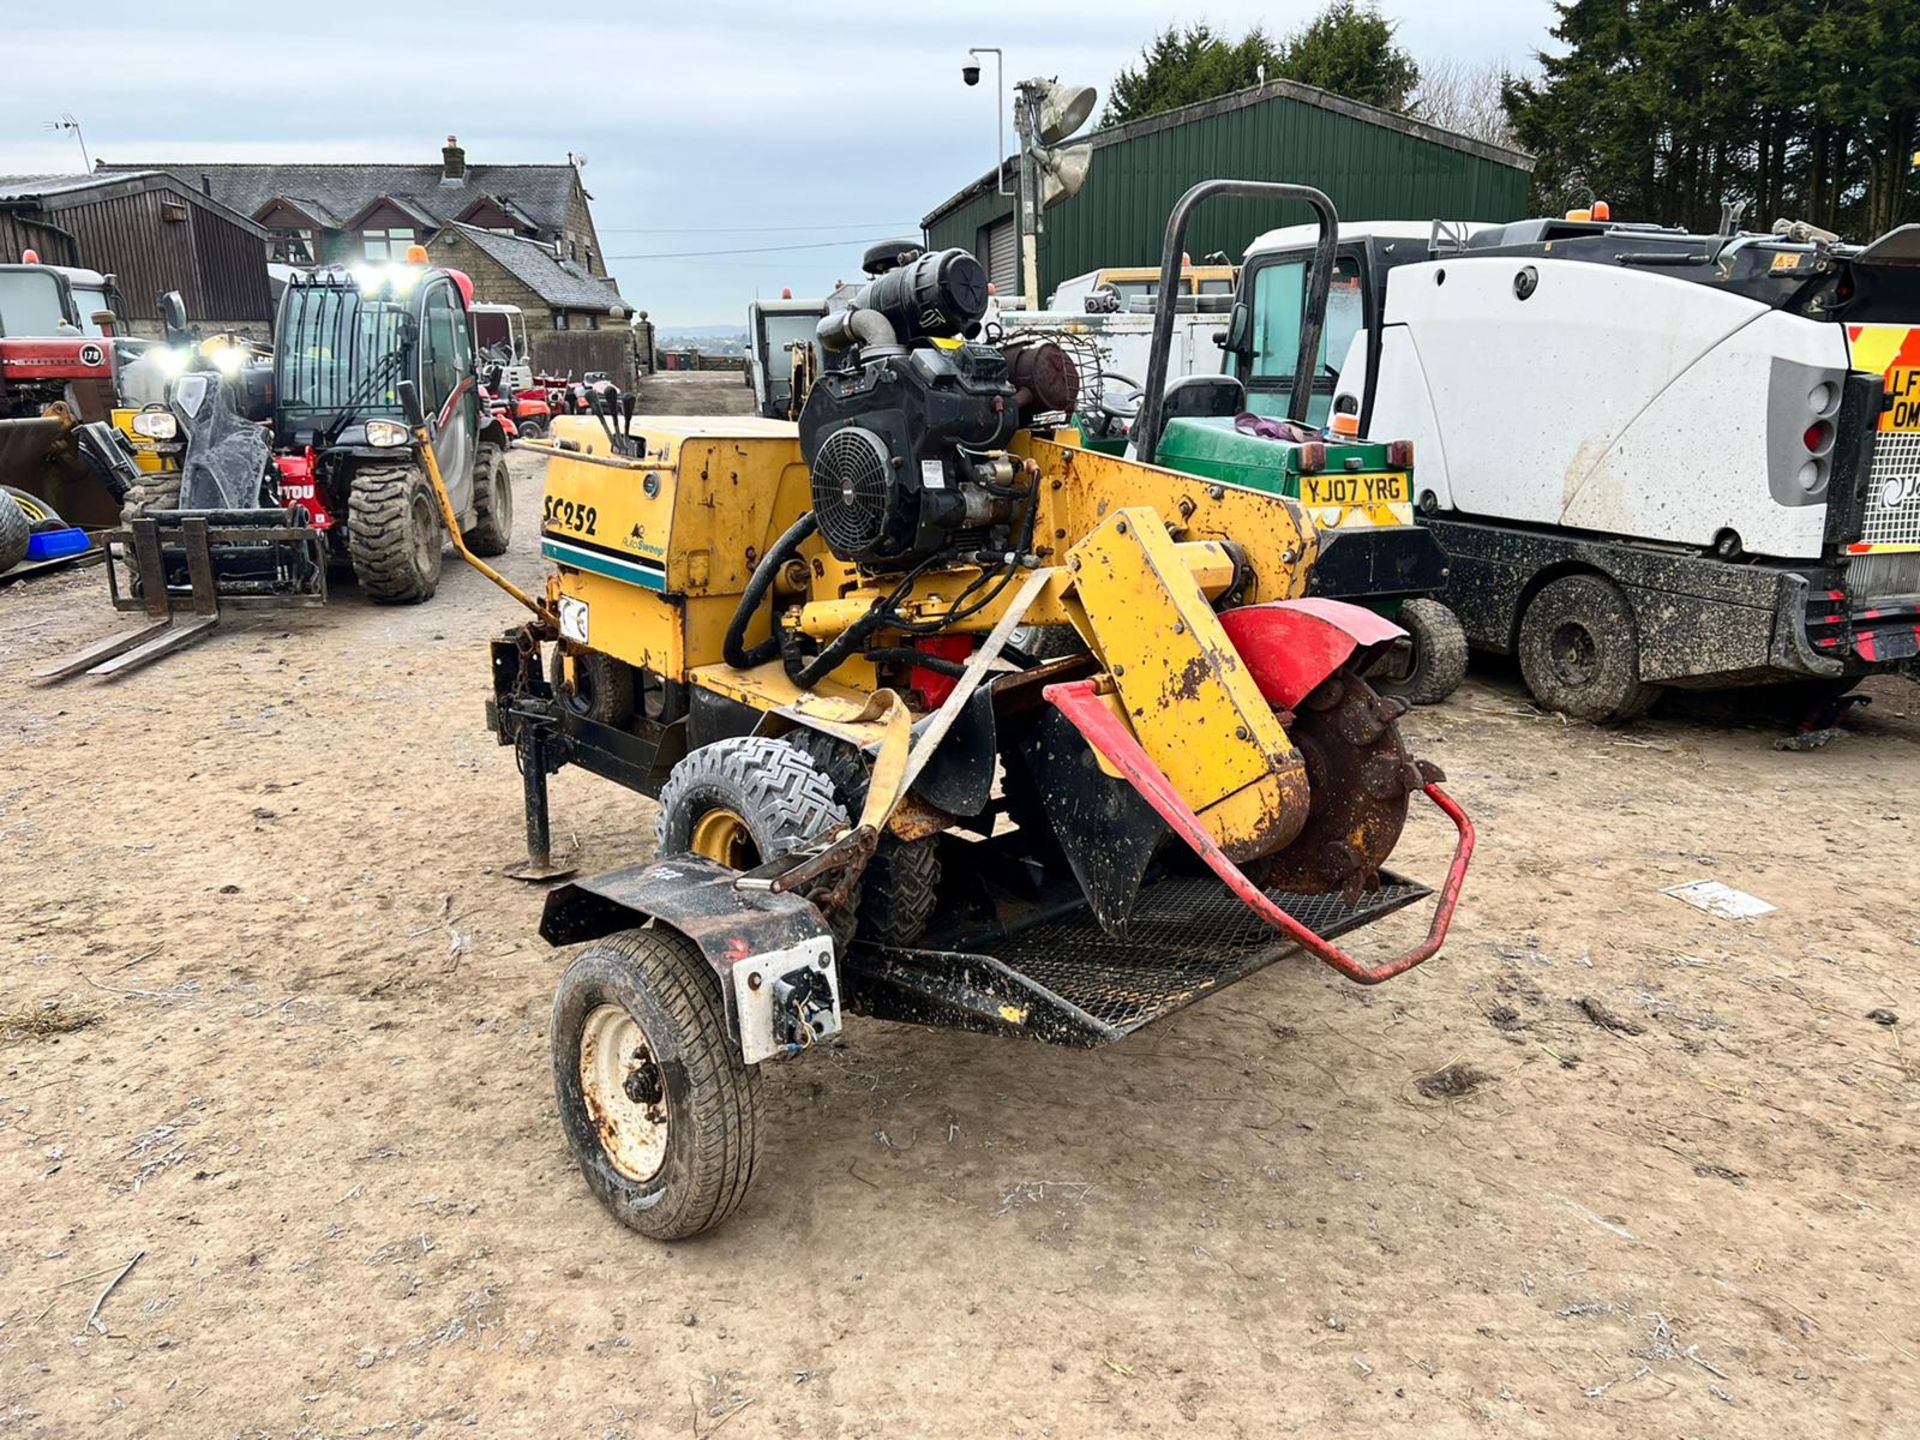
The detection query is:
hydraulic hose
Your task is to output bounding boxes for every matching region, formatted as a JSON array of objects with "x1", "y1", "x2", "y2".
[{"x1": 724, "y1": 511, "x2": 818, "y2": 670}]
